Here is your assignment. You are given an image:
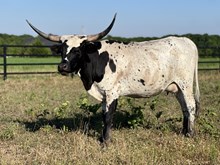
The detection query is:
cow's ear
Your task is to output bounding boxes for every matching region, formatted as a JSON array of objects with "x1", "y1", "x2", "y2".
[
  {"x1": 85, "y1": 42, "x2": 102, "y2": 53},
  {"x1": 50, "y1": 44, "x2": 62, "y2": 55}
]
